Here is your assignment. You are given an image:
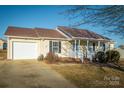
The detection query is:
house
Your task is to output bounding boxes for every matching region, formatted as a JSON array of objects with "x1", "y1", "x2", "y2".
[
  {"x1": 0, "y1": 38, "x2": 7, "y2": 50},
  {"x1": 116, "y1": 48, "x2": 124, "y2": 61},
  {"x1": 5, "y1": 26, "x2": 114, "y2": 61}
]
